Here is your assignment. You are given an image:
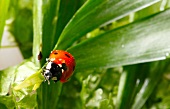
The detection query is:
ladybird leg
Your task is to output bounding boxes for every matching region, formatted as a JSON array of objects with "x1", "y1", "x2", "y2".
[
  {"x1": 52, "y1": 77, "x2": 57, "y2": 80},
  {"x1": 53, "y1": 79, "x2": 59, "y2": 83},
  {"x1": 47, "y1": 80, "x2": 50, "y2": 85},
  {"x1": 52, "y1": 76, "x2": 60, "y2": 82},
  {"x1": 52, "y1": 70, "x2": 62, "y2": 82}
]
